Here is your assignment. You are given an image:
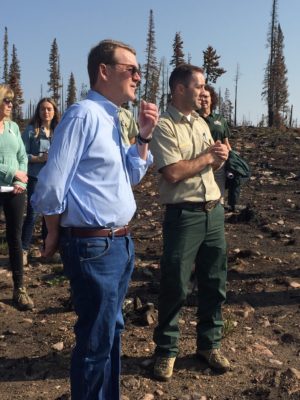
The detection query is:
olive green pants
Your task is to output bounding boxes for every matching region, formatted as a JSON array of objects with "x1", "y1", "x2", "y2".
[{"x1": 153, "y1": 203, "x2": 227, "y2": 357}]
